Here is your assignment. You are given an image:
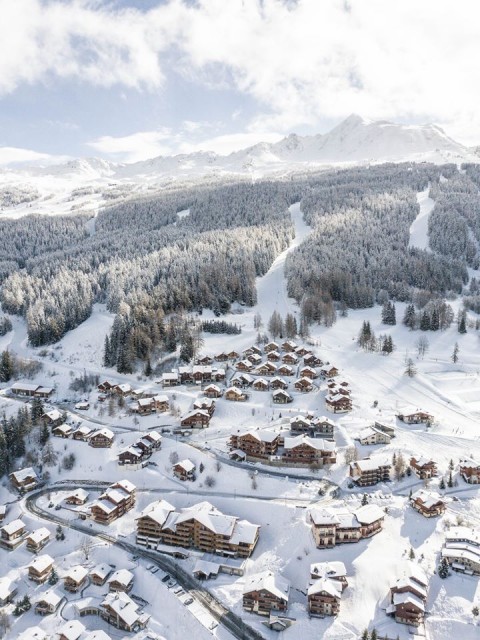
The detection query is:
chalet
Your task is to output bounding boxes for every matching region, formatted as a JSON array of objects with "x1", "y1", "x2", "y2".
[
  {"x1": 53, "y1": 424, "x2": 73, "y2": 438},
  {"x1": 304, "y1": 354, "x2": 323, "y2": 367},
  {"x1": 294, "y1": 377, "x2": 313, "y2": 393},
  {"x1": 396, "y1": 408, "x2": 433, "y2": 424},
  {"x1": 410, "y1": 457, "x2": 437, "y2": 479},
  {"x1": 247, "y1": 353, "x2": 262, "y2": 366},
  {"x1": 281, "y1": 340, "x2": 298, "y2": 352},
  {"x1": 441, "y1": 527, "x2": 480, "y2": 575},
  {"x1": 225, "y1": 386, "x2": 248, "y2": 401},
  {"x1": 99, "y1": 591, "x2": 150, "y2": 632},
  {"x1": 310, "y1": 504, "x2": 385, "y2": 548},
  {"x1": 83, "y1": 631, "x2": 111, "y2": 640},
  {"x1": 244, "y1": 345, "x2": 262, "y2": 357},
  {"x1": 118, "y1": 446, "x2": 143, "y2": 465},
  {"x1": 58, "y1": 620, "x2": 85, "y2": 640},
  {"x1": 387, "y1": 565, "x2": 428, "y2": 627},
  {"x1": 142, "y1": 430, "x2": 162, "y2": 449},
  {"x1": 215, "y1": 352, "x2": 228, "y2": 362},
  {"x1": 136, "y1": 500, "x2": 260, "y2": 557},
  {"x1": 255, "y1": 362, "x2": 277, "y2": 376},
  {"x1": 266, "y1": 350, "x2": 281, "y2": 362},
  {"x1": 72, "y1": 425, "x2": 93, "y2": 441},
  {"x1": 34, "y1": 590, "x2": 63, "y2": 615},
  {"x1": 9, "y1": 467, "x2": 39, "y2": 492},
  {"x1": 321, "y1": 365, "x2": 339, "y2": 378},
  {"x1": 272, "y1": 389, "x2": 293, "y2": 404},
  {"x1": 65, "y1": 488, "x2": 89, "y2": 505},
  {"x1": 0, "y1": 518, "x2": 26, "y2": 549},
  {"x1": 349, "y1": 457, "x2": 391, "y2": 486},
  {"x1": 18, "y1": 628, "x2": 48, "y2": 640},
  {"x1": 358, "y1": 426, "x2": 391, "y2": 445},
  {"x1": 42, "y1": 409, "x2": 64, "y2": 428},
  {"x1": 277, "y1": 364, "x2": 294, "y2": 377},
  {"x1": 226, "y1": 350, "x2": 240, "y2": 360},
  {"x1": 410, "y1": 489, "x2": 446, "y2": 518},
  {"x1": 299, "y1": 366, "x2": 317, "y2": 379},
  {"x1": 308, "y1": 578, "x2": 342, "y2": 617},
  {"x1": 97, "y1": 380, "x2": 115, "y2": 393},
  {"x1": 264, "y1": 342, "x2": 279, "y2": 353},
  {"x1": 90, "y1": 480, "x2": 136, "y2": 525},
  {"x1": 310, "y1": 416, "x2": 335, "y2": 438},
  {"x1": 281, "y1": 353, "x2": 298, "y2": 367},
  {"x1": 0, "y1": 577, "x2": 17, "y2": 606},
  {"x1": 64, "y1": 565, "x2": 89, "y2": 592},
  {"x1": 193, "y1": 365, "x2": 214, "y2": 383},
  {"x1": 289, "y1": 415, "x2": 311, "y2": 434},
  {"x1": 197, "y1": 355, "x2": 214, "y2": 365},
  {"x1": 253, "y1": 378, "x2": 270, "y2": 392},
  {"x1": 173, "y1": 459, "x2": 196, "y2": 481},
  {"x1": 231, "y1": 373, "x2": 254, "y2": 388},
  {"x1": 230, "y1": 430, "x2": 280, "y2": 459},
  {"x1": 374, "y1": 420, "x2": 396, "y2": 438},
  {"x1": 162, "y1": 372, "x2": 179, "y2": 387},
  {"x1": 133, "y1": 397, "x2": 155, "y2": 415},
  {"x1": 90, "y1": 563, "x2": 112, "y2": 586},
  {"x1": 243, "y1": 571, "x2": 290, "y2": 616},
  {"x1": 282, "y1": 435, "x2": 336, "y2": 466},
  {"x1": 28, "y1": 554, "x2": 54, "y2": 583},
  {"x1": 204, "y1": 384, "x2": 222, "y2": 398},
  {"x1": 26, "y1": 527, "x2": 50, "y2": 552},
  {"x1": 108, "y1": 568, "x2": 134, "y2": 593},
  {"x1": 212, "y1": 367, "x2": 226, "y2": 383},
  {"x1": 193, "y1": 397, "x2": 216, "y2": 416},
  {"x1": 112, "y1": 383, "x2": 132, "y2": 397},
  {"x1": 310, "y1": 561, "x2": 348, "y2": 592},
  {"x1": 270, "y1": 377, "x2": 288, "y2": 390},
  {"x1": 11, "y1": 382, "x2": 53, "y2": 398},
  {"x1": 88, "y1": 428, "x2": 114, "y2": 448},
  {"x1": 325, "y1": 393, "x2": 352, "y2": 413},
  {"x1": 236, "y1": 360, "x2": 254, "y2": 372},
  {"x1": 181, "y1": 409, "x2": 211, "y2": 428},
  {"x1": 459, "y1": 458, "x2": 480, "y2": 484},
  {"x1": 0, "y1": 505, "x2": 6, "y2": 522},
  {"x1": 152, "y1": 395, "x2": 169, "y2": 412}
]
